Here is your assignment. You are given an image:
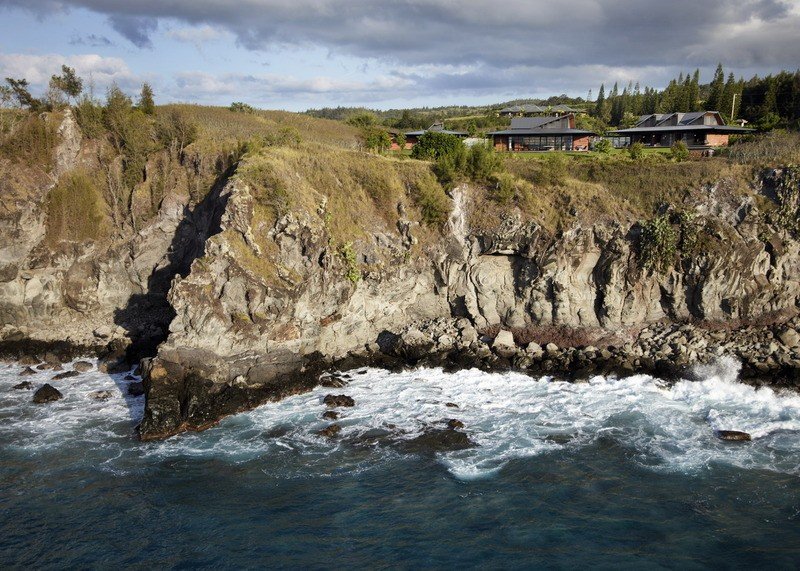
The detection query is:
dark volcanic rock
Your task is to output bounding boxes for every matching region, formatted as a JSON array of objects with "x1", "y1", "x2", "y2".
[
  {"x1": 52, "y1": 370, "x2": 81, "y2": 380},
  {"x1": 401, "y1": 428, "x2": 476, "y2": 454},
  {"x1": 18, "y1": 355, "x2": 39, "y2": 366},
  {"x1": 19, "y1": 366, "x2": 37, "y2": 376},
  {"x1": 13, "y1": 381, "x2": 33, "y2": 390},
  {"x1": 127, "y1": 382, "x2": 145, "y2": 397},
  {"x1": 446, "y1": 419, "x2": 465, "y2": 429},
  {"x1": 73, "y1": 361, "x2": 93, "y2": 373},
  {"x1": 33, "y1": 383, "x2": 63, "y2": 403},
  {"x1": 124, "y1": 374, "x2": 136, "y2": 381},
  {"x1": 323, "y1": 394, "x2": 355, "y2": 408},
  {"x1": 445, "y1": 402, "x2": 459, "y2": 408},
  {"x1": 322, "y1": 410, "x2": 340, "y2": 420},
  {"x1": 716, "y1": 430, "x2": 752, "y2": 442},
  {"x1": 88, "y1": 390, "x2": 114, "y2": 401},
  {"x1": 320, "y1": 376, "x2": 348, "y2": 388},
  {"x1": 318, "y1": 424, "x2": 342, "y2": 438}
]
